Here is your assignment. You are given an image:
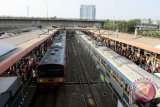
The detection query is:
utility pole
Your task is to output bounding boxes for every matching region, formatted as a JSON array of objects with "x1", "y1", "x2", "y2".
[
  {"x1": 27, "y1": 6, "x2": 29, "y2": 17},
  {"x1": 46, "y1": 0, "x2": 48, "y2": 18}
]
